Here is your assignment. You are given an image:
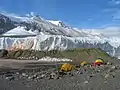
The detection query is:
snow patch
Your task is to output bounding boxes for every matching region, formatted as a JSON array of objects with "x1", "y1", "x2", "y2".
[
  {"x1": 38, "y1": 56, "x2": 72, "y2": 62},
  {"x1": 2, "y1": 26, "x2": 36, "y2": 36},
  {"x1": 48, "y1": 20, "x2": 62, "y2": 26}
]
